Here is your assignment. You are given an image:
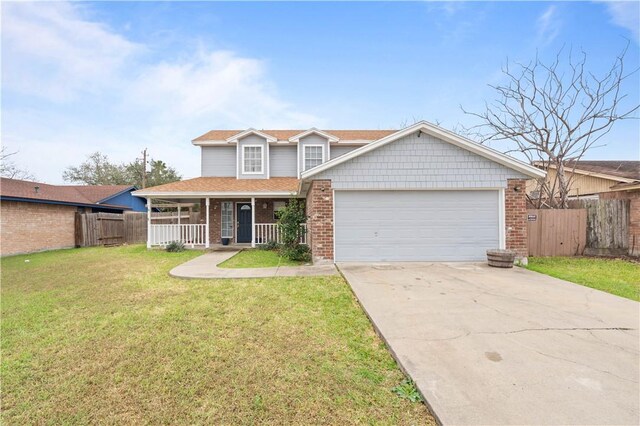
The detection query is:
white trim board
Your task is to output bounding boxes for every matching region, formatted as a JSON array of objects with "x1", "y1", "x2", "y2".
[{"x1": 301, "y1": 121, "x2": 546, "y2": 180}]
